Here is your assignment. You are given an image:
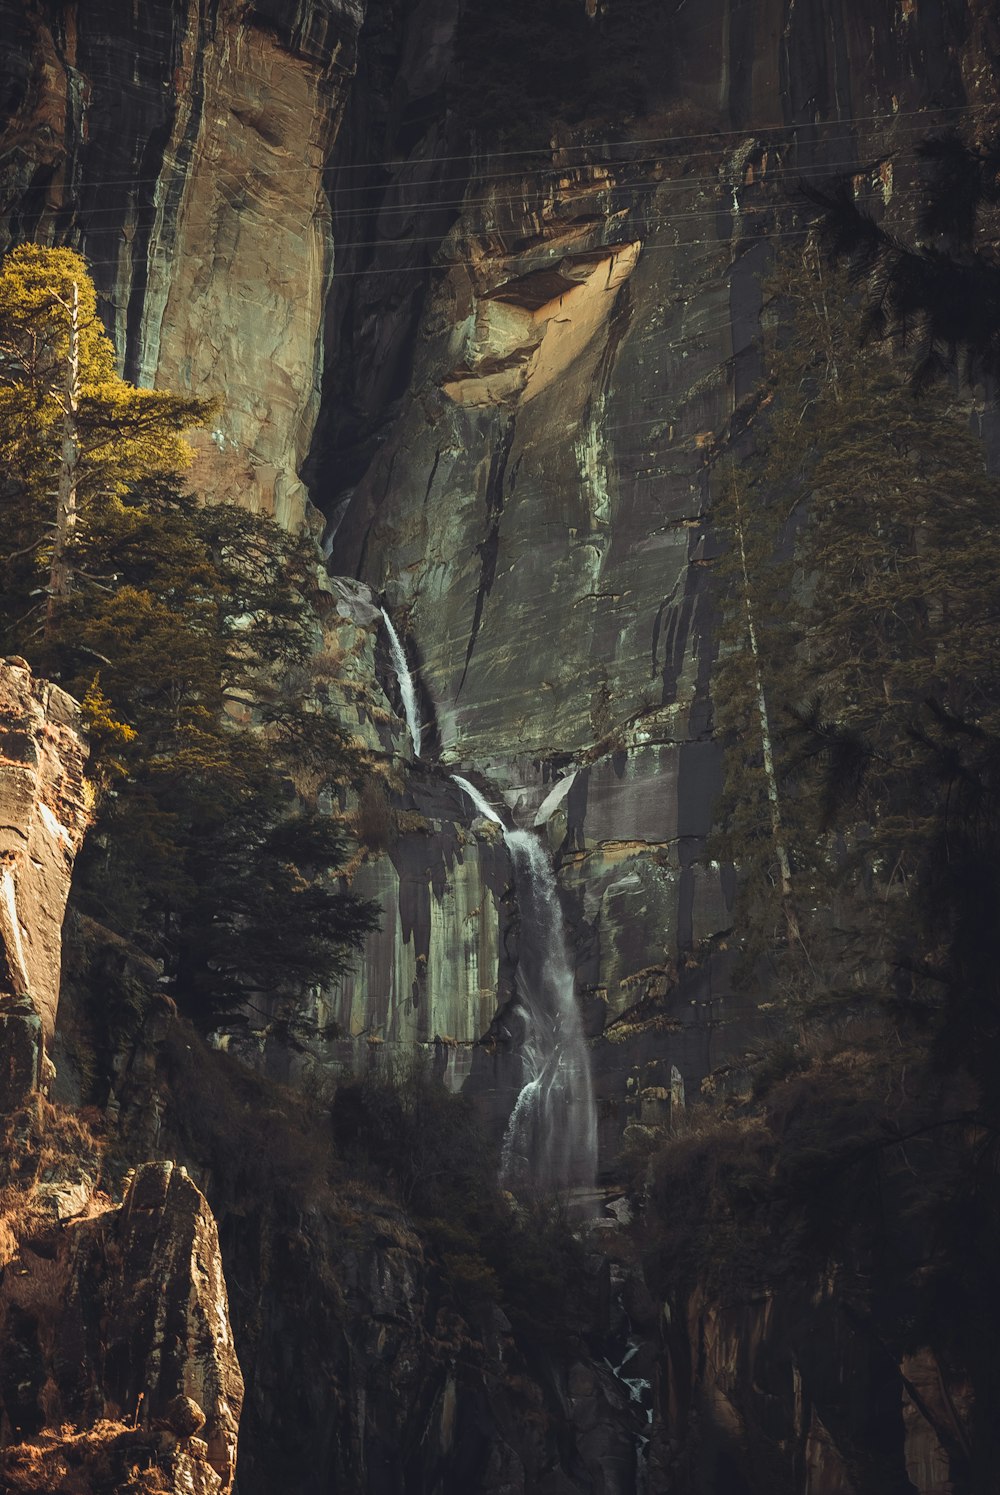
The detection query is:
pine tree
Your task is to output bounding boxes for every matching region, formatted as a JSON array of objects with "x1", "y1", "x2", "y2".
[
  {"x1": 712, "y1": 248, "x2": 1000, "y2": 1006},
  {"x1": 0, "y1": 243, "x2": 213, "y2": 643},
  {"x1": 0, "y1": 246, "x2": 380, "y2": 1017},
  {"x1": 61, "y1": 480, "x2": 381, "y2": 1015}
]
